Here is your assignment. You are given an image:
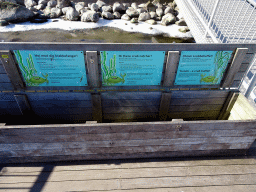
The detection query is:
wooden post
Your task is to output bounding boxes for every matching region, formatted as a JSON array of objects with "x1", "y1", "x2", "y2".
[
  {"x1": 0, "y1": 50, "x2": 25, "y2": 90},
  {"x1": 91, "y1": 93, "x2": 102, "y2": 123},
  {"x1": 163, "y1": 51, "x2": 180, "y2": 86},
  {"x1": 159, "y1": 92, "x2": 172, "y2": 121},
  {"x1": 86, "y1": 51, "x2": 100, "y2": 88},
  {"x1": 221, "y1": 48, "x2": 248, "y2": 88},
  {"x1": 14, "y1": 94, "x2": 32, "y2": 116},
  {"x1": 217, "y1": 91, "x2": 239, "y2": 120}
]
